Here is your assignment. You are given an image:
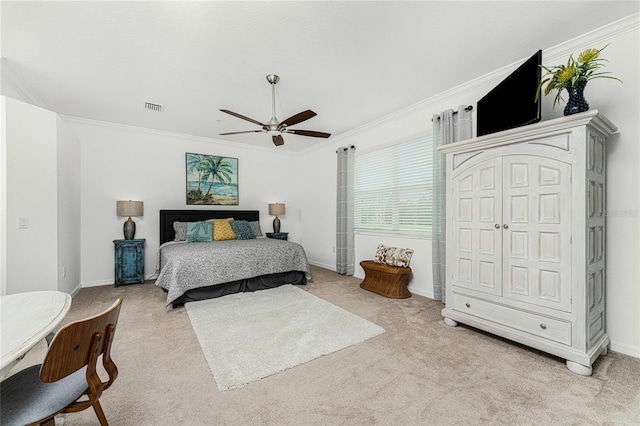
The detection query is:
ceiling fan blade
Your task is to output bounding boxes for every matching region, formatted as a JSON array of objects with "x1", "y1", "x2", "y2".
[
  {"x1": 220, "y1": 109, "x2": 264, "y2": 127},
  {"x1": 219, "y1": 130, "x2": 263, "y2": 135},
  {"x1": 272, "y1": 134, "x2": 285, "y2": 146},
  {"x1": 287, "y1": 129, "x2": 331, "y2": 138},
  {"x1": 280, "y1": 110, "x2": 317, "y2": 127}
]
